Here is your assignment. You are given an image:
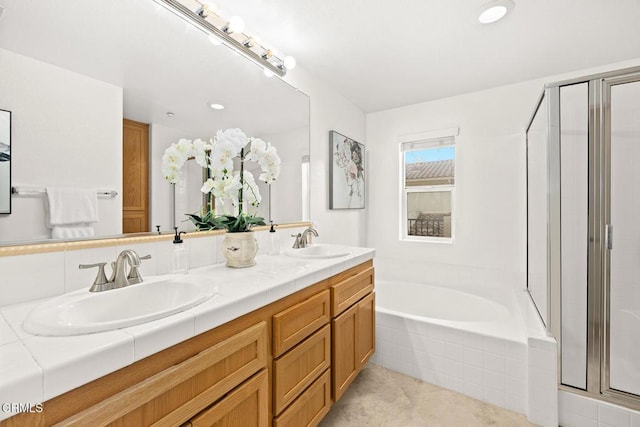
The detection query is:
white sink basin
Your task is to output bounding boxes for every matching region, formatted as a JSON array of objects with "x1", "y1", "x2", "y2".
[
  {"x1": 285, "y1": 244, "x2": 351, "y2": 259},
  {"x1": 23, "y1": 276, "x2": 217, "y2": 336}
]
